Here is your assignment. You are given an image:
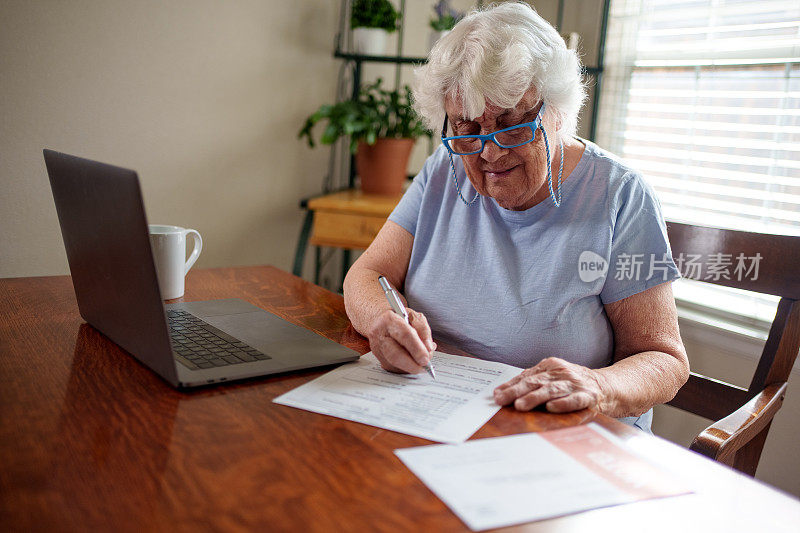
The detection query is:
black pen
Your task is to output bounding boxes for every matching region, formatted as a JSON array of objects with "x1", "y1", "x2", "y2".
[{"x1": 377, "y1": 276, "x2": 437, "y2": 380}]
